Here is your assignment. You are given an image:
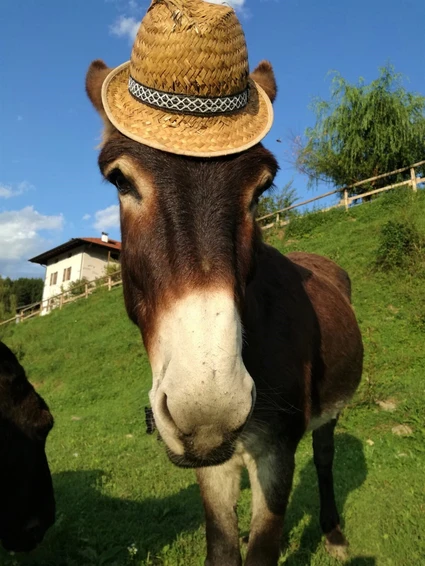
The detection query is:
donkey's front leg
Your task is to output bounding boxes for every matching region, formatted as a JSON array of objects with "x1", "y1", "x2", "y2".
[
  {"x1": 197, "y1": 456, "x2": 243, "y2": 566},
  {"x1": 244, "y1": 443, "x2": 295, "y2": 566}
]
